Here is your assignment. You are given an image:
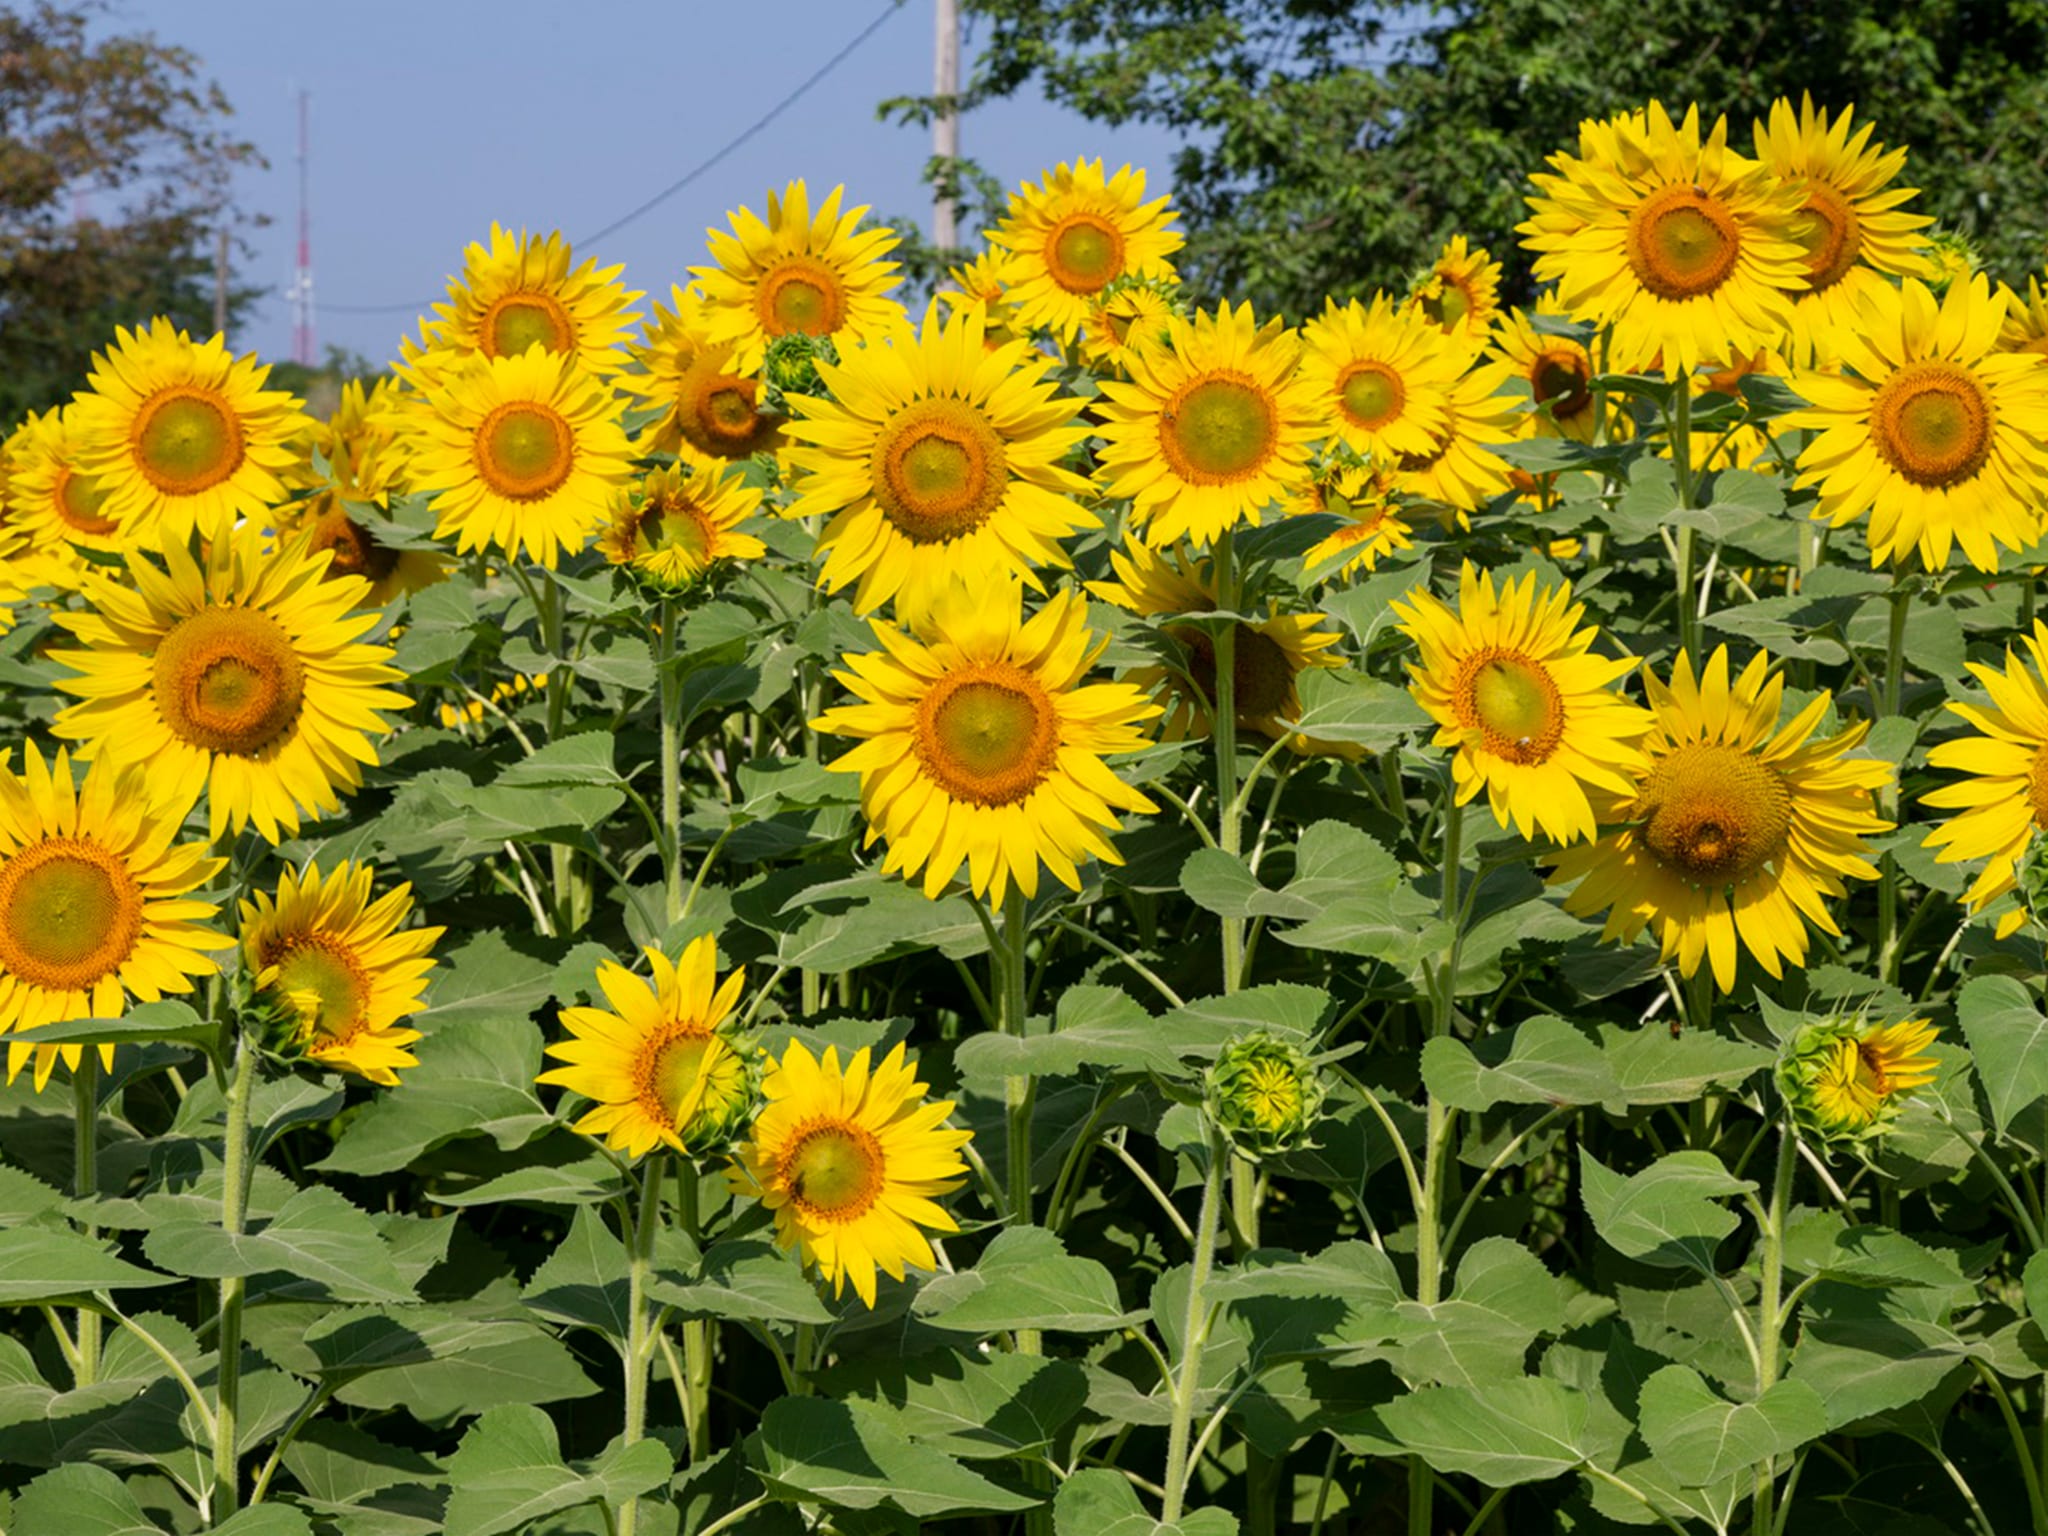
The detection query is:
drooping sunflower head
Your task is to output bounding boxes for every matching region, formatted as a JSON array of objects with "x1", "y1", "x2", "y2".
[
  {"x1": 600, "y1": 464, "x2": 766, "y2": 592},
  {"x1": 540, "y1": 936, "x2": 758, "y2": 1159},
  {"x1": 1300, "y1": 293, "x2": 1465, "y2": 460},
  {"x1": 408, "y1": 223, "x2": 643, "y2": 379},
  {"x1": 1520, "y1": 101, "x2": 1810, "y2": 376},
  {"x1": 622, "y1": 288, "x2": 788, "y2": 470},
  {"x1": 1406, "y1": 235, "x2": 1503, "y2": 341},
  {"x1": 1490, "y1": 305, "x2": 1605, "y2": 445},
  {"x1": 986, "y1": 158, "x2": 1184, "y2": 343},
  {"x1": 1298, "y1": 462, "x2": 1416, "y2": 579},
  {"x1": 727, "y1": 1040, "x2": 971, "y2": 1308},
  {"x1": 692, "y1": 181, "x2": 906, "y2": 371},
  {"x1": 1780, "y1": 1015, "x2": 1941, "y2": 1143}
]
